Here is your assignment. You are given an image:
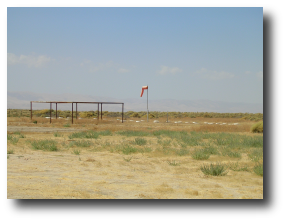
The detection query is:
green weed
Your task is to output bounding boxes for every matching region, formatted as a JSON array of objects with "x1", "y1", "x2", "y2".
[
  {"x1": 167, "y1": 160, "x2": 180, "y2": 166},
  {"x1": 203, "y1": 147, "x2": 219, "y2": 155},
  {"x1": 228, "y1": 162, "x2": 250, "y2": 172},
  {"x1": 248, "y1": 148, "x2": 263, "y2": 162},
  {"x1": 200, "y1": 163, "x2": 228, "y2": 176},
  {"x1": 73, "y1": 149, "x2": 81, "y2": 155},
  {"x1": 220, "y1": 147, "x2": 241, "y2": 158},
  {"x1": 176, "y1": 148, "x2": 190, "y2": 156},
  {"x1": 122, "y1": 145, "x2": 138, "y2": 155},
  {"x1": 192, "y1": 149, "x2": 210, "y2": 160},
  {"x1": 123, "y1": 156, "x2": 133, "y2": 162},
  {"x1": 133, "y1": 137, "x2": 147, "y2": 146},
  {"x1": 53, "y1": 132, "x2": 62, "y2": 137},
  {"x1": 68, "y1": 130, "x2": 111, "y2": 139},
  {"x1": 117, "y1": 130, "x2": 151, "y2": 137},
  {"x1": 7, "y1": 134, "x2": 12, "y2": 140},
  {"x1": 69, "y1": 140, "x2": 92, "y2": 147},
  {"x1": 9, "y1": 136, "x2": 19, "y2": 144},
  {"x1": 253, "y1": 163, "x2": 263, "y2": 176},
  {"x1": 31, "y1": 140, "x2": 58, "y2": 151},
  {"x1": 7, "y1": 149, "x2": 14, "y2": 154}
]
